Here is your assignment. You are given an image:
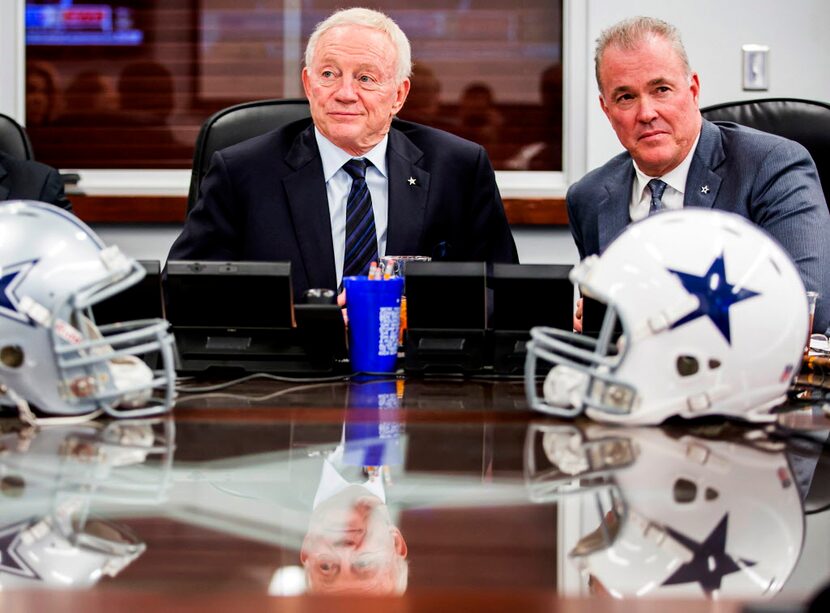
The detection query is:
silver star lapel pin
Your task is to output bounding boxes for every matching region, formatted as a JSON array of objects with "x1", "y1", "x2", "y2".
[
  {"x1": 408, "y1": 177, "x2": 417, "y2": 186},
  {"x1": 701, "y1": 185, "x2": 710, "y2": 194}
]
